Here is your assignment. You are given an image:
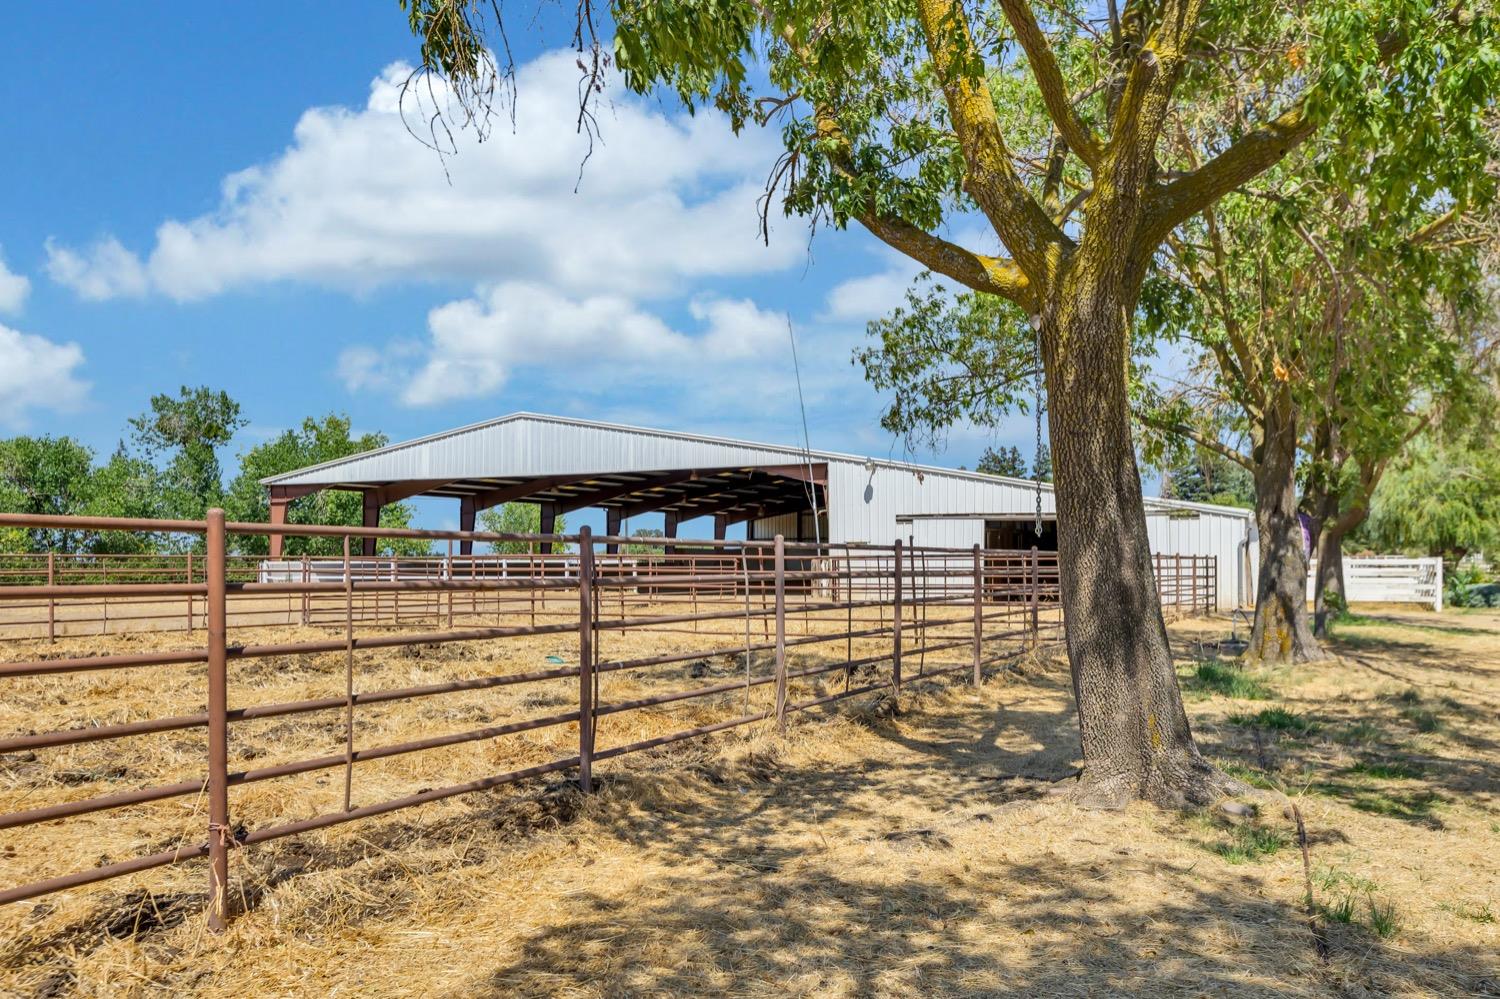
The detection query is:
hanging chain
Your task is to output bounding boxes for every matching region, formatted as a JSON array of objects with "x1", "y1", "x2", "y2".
[{"x1": 1033, "y1": 319, "x2": 1045, "y2": 536}]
